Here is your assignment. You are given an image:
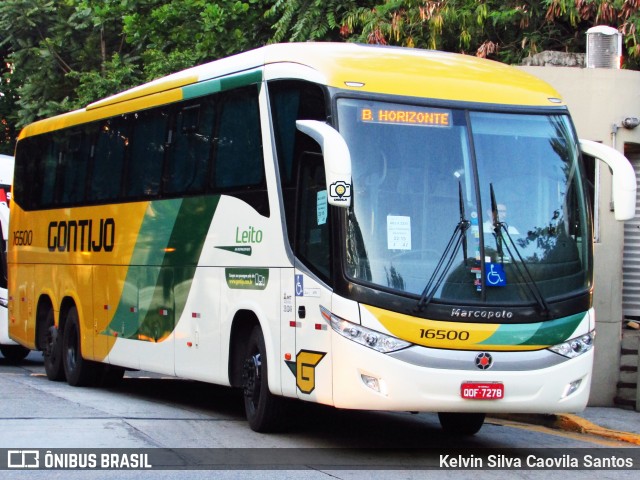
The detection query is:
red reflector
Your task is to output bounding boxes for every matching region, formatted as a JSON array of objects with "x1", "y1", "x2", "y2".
[{"x1": 461, "y1": 382, "x2": 504, "y2": 400}]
